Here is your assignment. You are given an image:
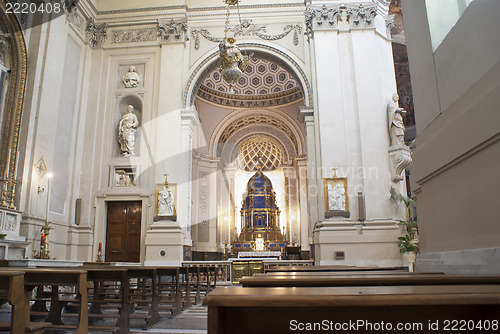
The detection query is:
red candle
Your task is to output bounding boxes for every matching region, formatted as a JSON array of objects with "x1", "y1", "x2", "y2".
[
  {"x1": 41, "y1": 233, "x2": 45, "y2": 246},
  {"x1": 98, "y1": 243, "x2": 102, "y2": 252}
]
